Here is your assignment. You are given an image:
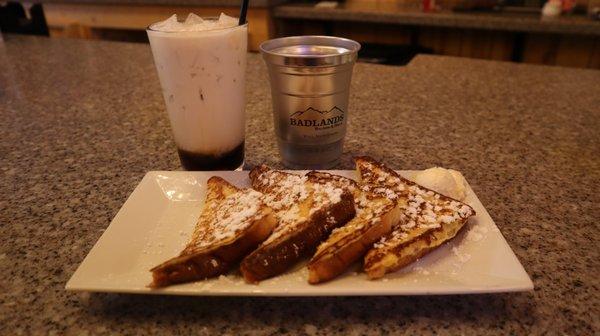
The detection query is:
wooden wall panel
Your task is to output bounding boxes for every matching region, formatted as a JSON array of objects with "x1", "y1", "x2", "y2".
[
  {"x1": 489, "y1": 32, "x2": 515, "y2": 61},
  {"x1": 523, "y1": 33, "x2": 599, "y2": 69},
  {"x1": 555, "y1": 35, "x2": 597, "y2": 68},
  {"x1": 418, "y1": 28, "x2": 449, "y2": 54},
  {"x1": 522, "y1": 33, "x2": 558, "y2": 65},
  {"x1": 281, "y1": 20, "x2": 595, "y2": 69},
  {"x1": 332, "y1": 23, "x2": 412, "y2": 45},
  {"x1": 588, "y1": 38, "x2": 600, "y2": 68},
  {"x1": 343, "y1": 0, "x2": 590, "y2": 9},
  {"x1": 418, "y1": 27, "x2": 514, "y2": 61},
  {"x1": 295, "y1": 21, "x2": 328, "y2": 36}
]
